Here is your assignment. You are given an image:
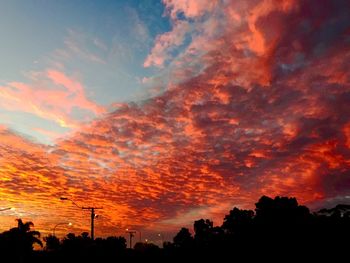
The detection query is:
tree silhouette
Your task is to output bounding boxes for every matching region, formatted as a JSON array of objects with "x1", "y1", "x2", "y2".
[
  {"x1": 193, "y1": 219, "x2": 224, "y2": 251},
  {"x1": 134, "y1": 242, "x2": 160, "y2": 252},
  {"x1": 5, "y1": 219, "x2": 42, "y2": 250},
  {"x1": 173, "y1": 227, "x2": 193, "y2": 249},
  {"x1": 95, "y1": 236, "x2": 127, "y2": 251},
  {"x1": 0, "y1": 219, "x2": 42, "y2": 262},
  {"x1": 222, "y1": 207, "x2": 254, "y2": 234},
  {"x1": 255, "y1": 196, "x2": 310, "y2": 223},
  {"x1": 61, "y1": 232, "x2": 92, "y2": 253},
  {"x1": 17, "y1": 219, "x2": 43, "y2": 248},
  {"x1": 43, "y1": 234, "x2": 60, "y2": 251},
  {"x1": 194, "y1": 219, "x2": 213, "y2": 248},
  {"x1": 221, "y1": 207, "x2": 255, "y2": 248},
  {"x1": 81, "y1": 231, "x2": 90, "y2": 240},
  {"x1": 318, "y1": 204, "x2": 350, "y2": 217},
  {"x1": 1, "y1": 195, "x2": 350, "y2": 262}
]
